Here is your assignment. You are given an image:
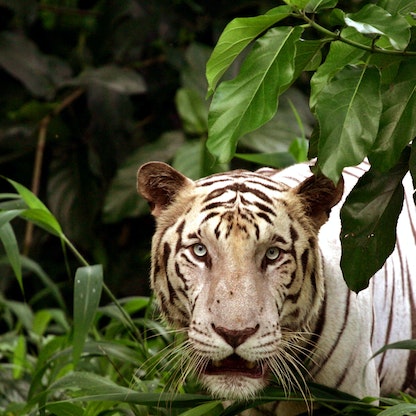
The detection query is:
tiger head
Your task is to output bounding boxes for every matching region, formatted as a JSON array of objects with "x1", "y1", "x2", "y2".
[{"x1": 137, "y1": 162, "x2": 343, "y2": 400}]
